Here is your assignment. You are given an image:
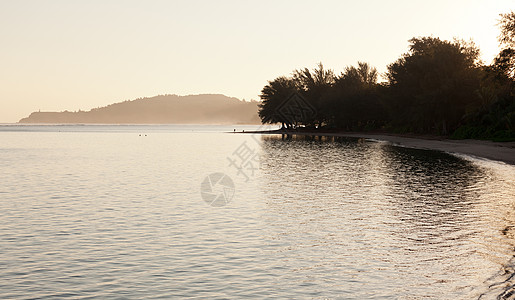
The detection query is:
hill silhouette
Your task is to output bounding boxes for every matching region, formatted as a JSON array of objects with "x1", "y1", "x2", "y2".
[{"x1": 19, "y1": 94, "x2": 260, "y2": 124}]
